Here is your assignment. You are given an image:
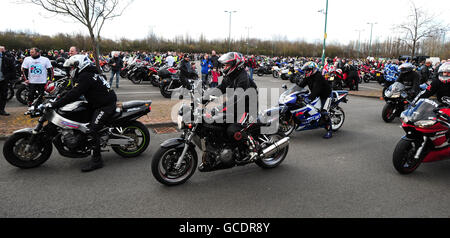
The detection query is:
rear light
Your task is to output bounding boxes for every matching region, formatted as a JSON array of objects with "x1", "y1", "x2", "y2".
[{"x1": 149, "y1": 106, "x2": 152, "y2": 111}]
